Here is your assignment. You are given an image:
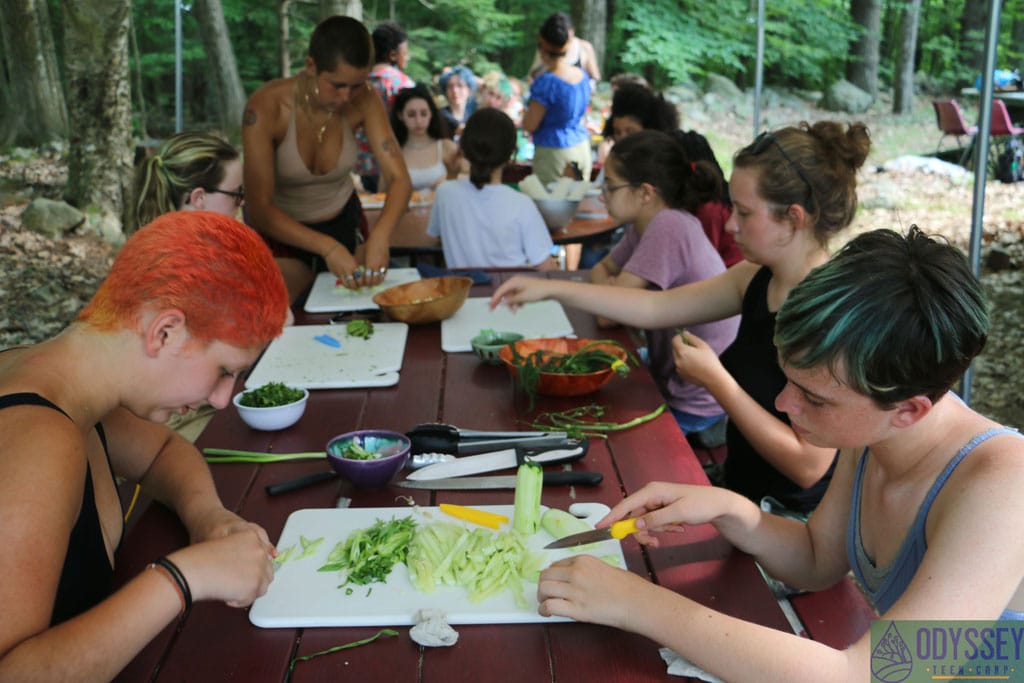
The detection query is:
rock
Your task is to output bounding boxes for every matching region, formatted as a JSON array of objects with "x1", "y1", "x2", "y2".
[
  {"x1": 986, "y1": 247, "x2": 1015, "y2": 271},
  {"x1": 820, "y1": 79, "x2": 874, "y2": 114},
  {"x1": 20, "y1": 198, "x2": 85, "y2": 238},
  {"x1": 705, "y1": 73, "x2": 743, "y2": 99},
  {"x1": 880, "y1": 155, "x2": 971, "y2": 179}
]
